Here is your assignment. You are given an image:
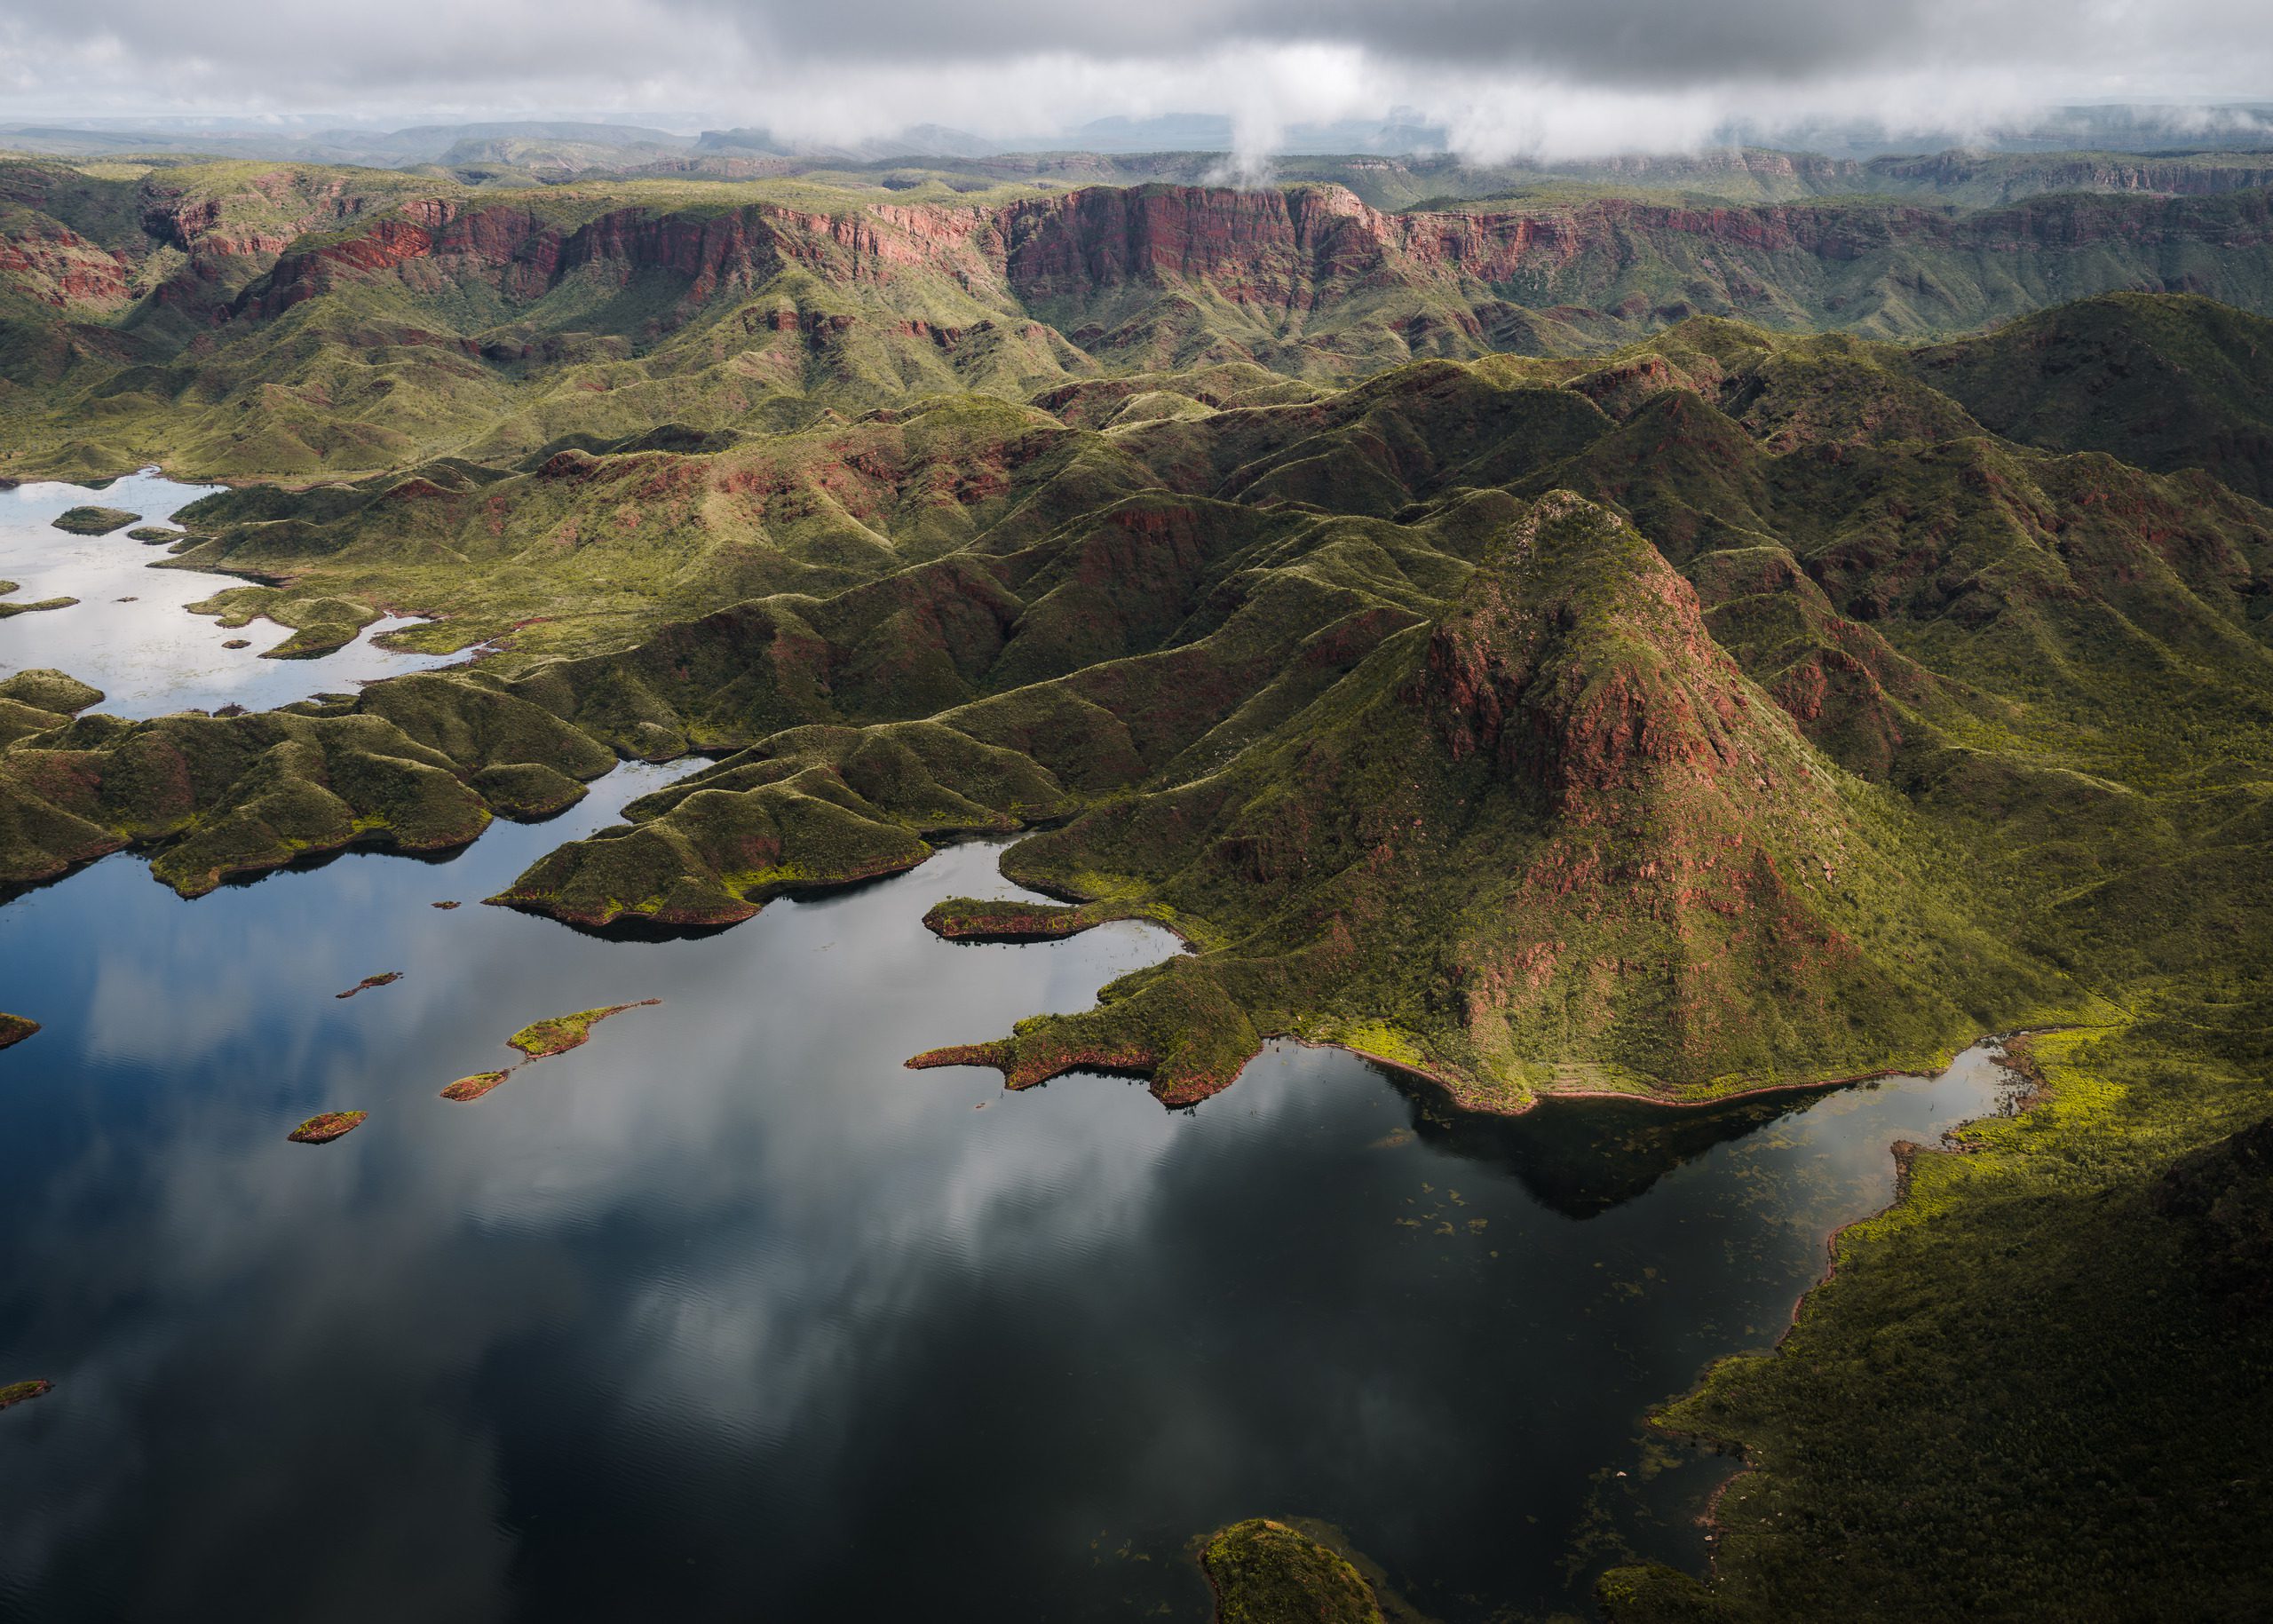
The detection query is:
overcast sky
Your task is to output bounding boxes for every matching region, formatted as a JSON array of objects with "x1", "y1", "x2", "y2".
[{"x1": 3, "y1": 0, "x2": 2269, "y2": 161}]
